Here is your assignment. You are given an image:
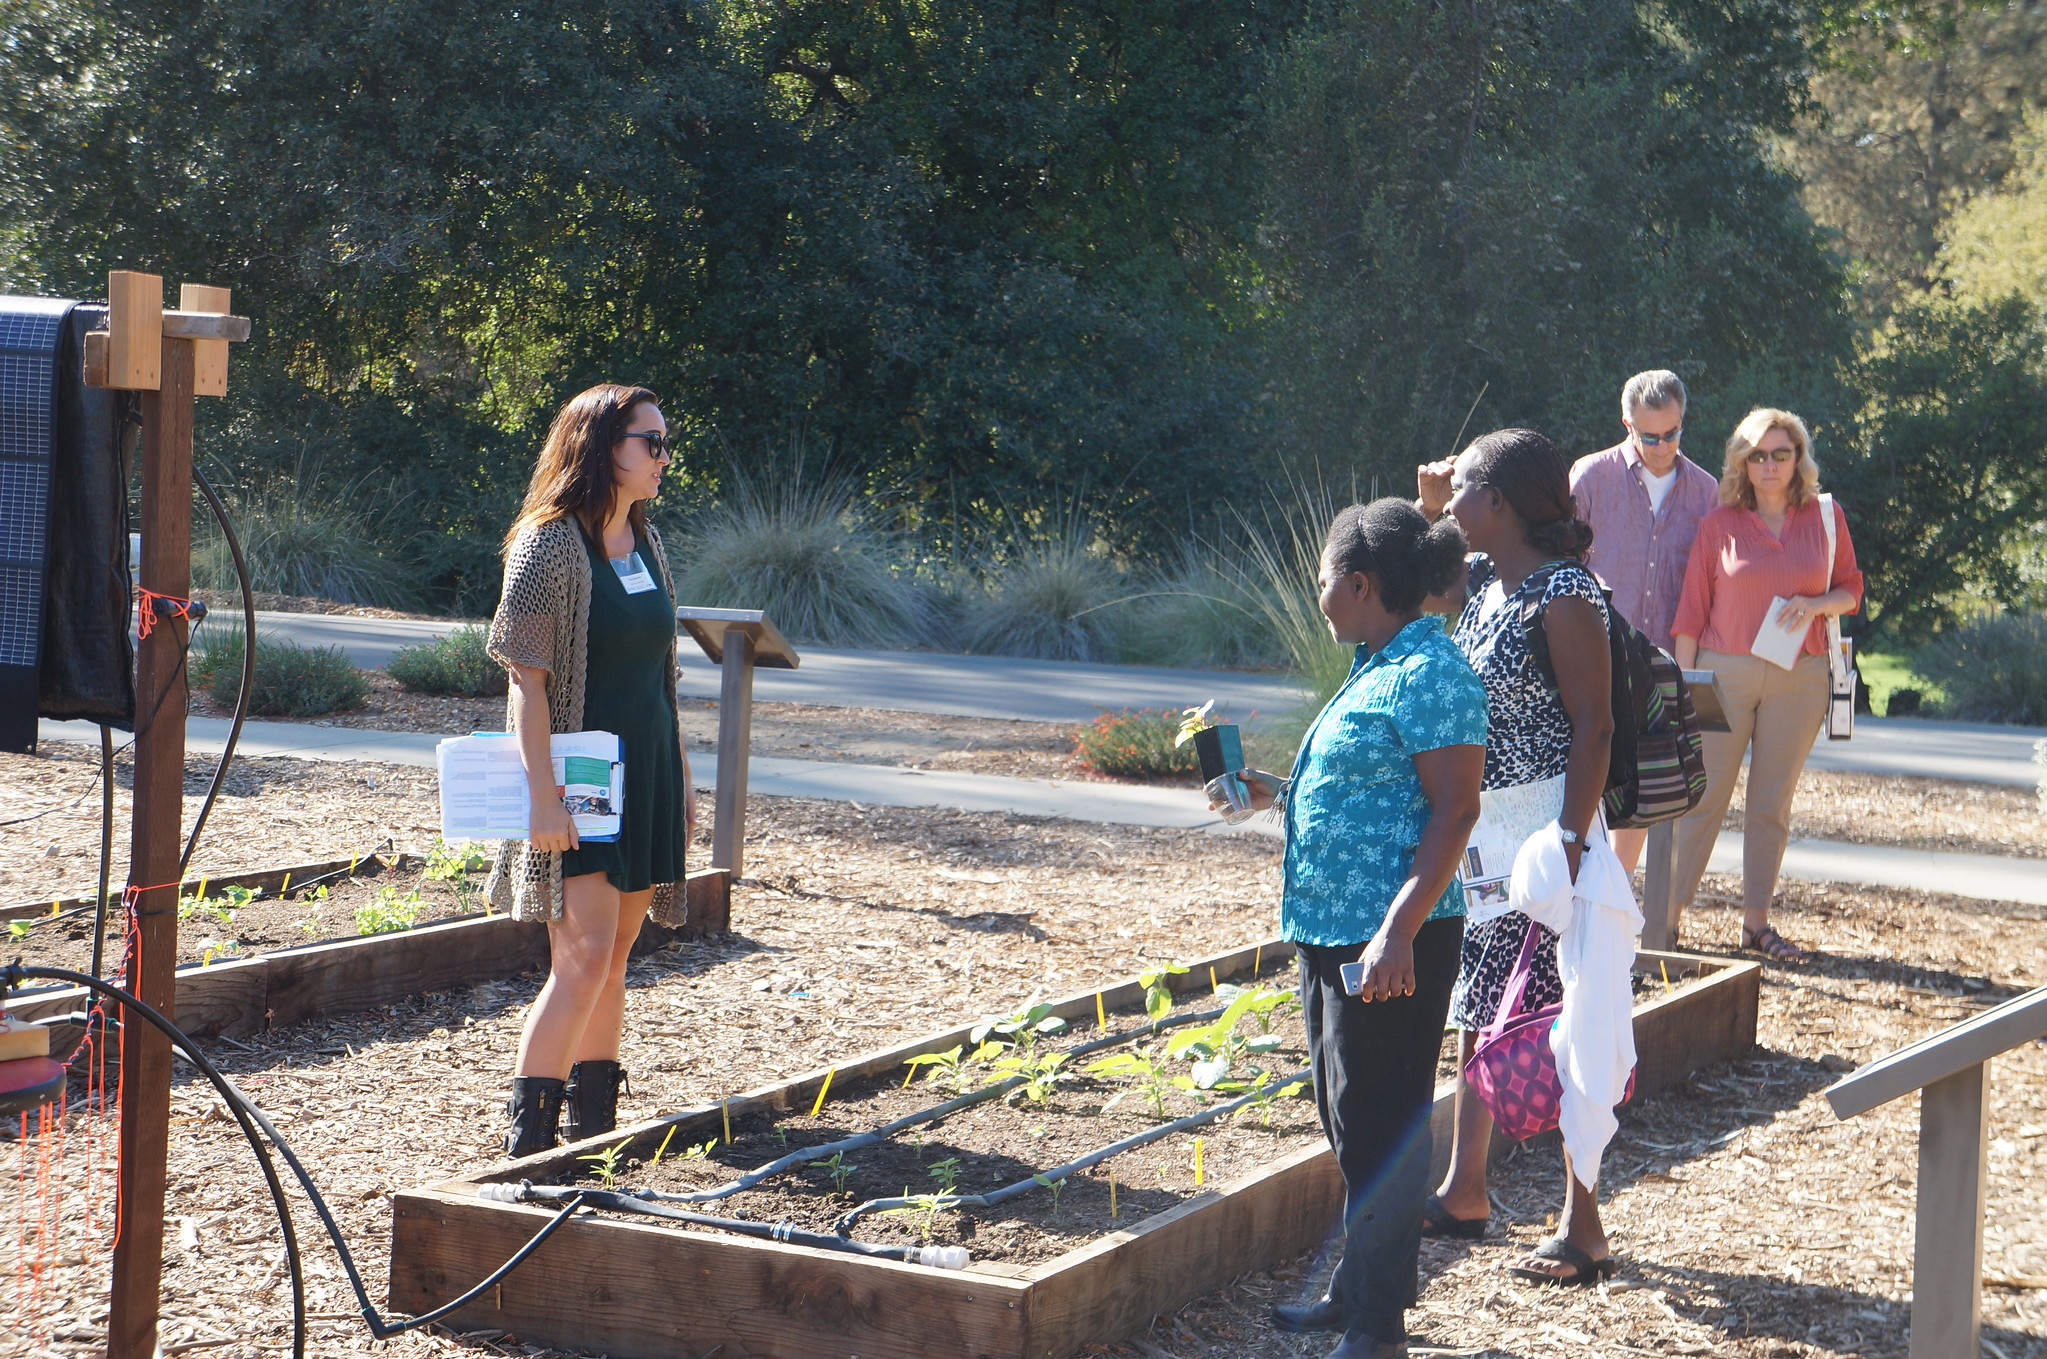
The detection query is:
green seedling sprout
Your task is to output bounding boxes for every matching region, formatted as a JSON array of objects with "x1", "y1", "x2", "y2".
[
  {"x1": 1032, "y1": 1173, "x2": 1067, "y2": 1214},
  {"x1": 1086, "y1": 1042, "x2": 1177, "y2": 1120},
  {"x1": 1237, "y1": 1074, "x2": 1311, "y2": 1128},
  {"x1": 680, "y1": 1139, "x2": 716, "y2": 1162},
  {"x1": 7, "y1": 920, "x2": 29, "y2": 942},
  {"x1": 578, "y1": 1138, "x2": 633, "y2": 1189},
  {"x1": 877, "y1": 1193, "x2": 952, "y2": 1241},
  {"x1": 820, "y1": 1149, "x2": 857, "y2": 1194},
  {"x1": 902, "y1": 1041, "x2": 1003, "y2": 1096},
  {"x1": 970, "y1": 1000, "x2": 1068, "y2": 1056},
  {"x1": 986, "y1": 1048, "x2": 1069, "y2": 1105},
  {"x1": 1137, "y1": 962, "x2": 1189, "y2": 1024},
  {"x1": 1166, "y1": 986, "x2": 1286, "y2": 1091},
  {"x1": 1212, "y1": 982, "x2": 1301, "y2": 1035},
  {"x1": 926, "y1": 1156, "x2": 963, "y2": 1195},
  {"x1": 423, "y1": 838, "x2": 490, "y2": 881}
]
